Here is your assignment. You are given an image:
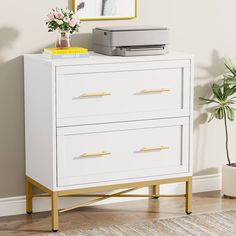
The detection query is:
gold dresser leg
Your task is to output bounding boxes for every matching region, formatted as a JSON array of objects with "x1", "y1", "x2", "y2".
[
  {"x1": 152, "y1": 184, "x2": 160, "y2": 199},
  {"x1": 185, "y1": 176, "x2": 192, "y2": 215},
  {"x1": 26, "y1": 177, "x2": 33, "y2": 214},
  {"x1": 51, "y1": 192, "x2": 59, "y2": 232}
]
